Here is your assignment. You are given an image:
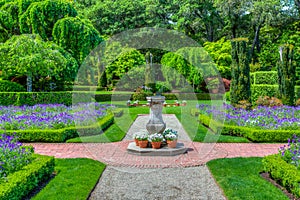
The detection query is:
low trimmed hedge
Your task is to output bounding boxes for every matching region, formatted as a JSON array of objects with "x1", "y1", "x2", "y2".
[
  {"x1": 0, "y1": 92, "x2": 95, "y2": 106},
  {"x1": 0, "y1": 154, "x2": 55, "y2": 200},
  {"x1": 0, "y1": 80, "x2": 26, "y2": 92},
  {"x1": 263, "y1": 154, "x2": 300, "y2": 198},
  {"x1": 199, "y1": 114, "x2": 300, "y2": 142},
  {"x1": 2, "y1": 112, "x2": 114, "y2": 142}
]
